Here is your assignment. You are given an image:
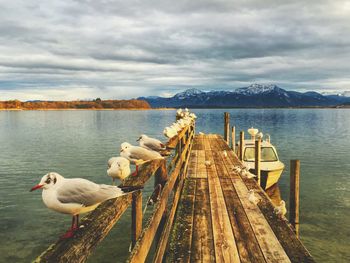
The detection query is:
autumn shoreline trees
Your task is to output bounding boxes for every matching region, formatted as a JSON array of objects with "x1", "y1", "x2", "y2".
[{"x1": 0, "y1": 99, "x2": 151, "y2": 110}]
